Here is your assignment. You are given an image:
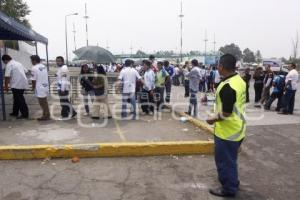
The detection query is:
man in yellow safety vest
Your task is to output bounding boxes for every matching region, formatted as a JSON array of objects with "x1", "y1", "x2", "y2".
[{"x1": 206, "y1": 54, "x2": 246, "y2": 198}]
